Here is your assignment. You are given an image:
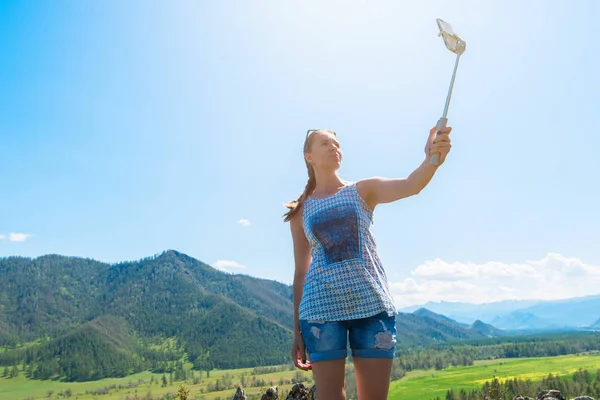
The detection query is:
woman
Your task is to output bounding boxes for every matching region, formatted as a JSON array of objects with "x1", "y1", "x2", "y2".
[{"x1": 282, "y1": 125, "x2": 452, "y2": 400}]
